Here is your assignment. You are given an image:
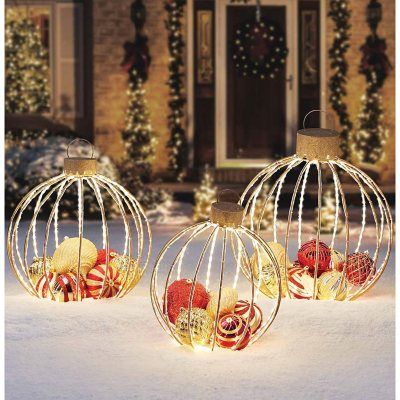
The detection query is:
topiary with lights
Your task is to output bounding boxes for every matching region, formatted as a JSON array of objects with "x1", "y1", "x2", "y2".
[{"x1": 328, "y1": 0, "x2": 353, "y2": 160}]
